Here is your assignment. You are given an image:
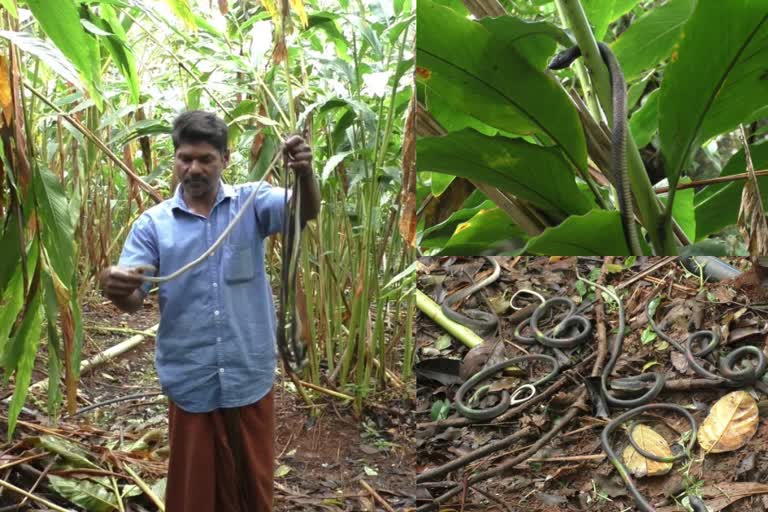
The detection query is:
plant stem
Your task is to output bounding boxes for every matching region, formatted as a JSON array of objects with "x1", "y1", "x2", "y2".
[{"x1": 556, "y1": 0, "x2": 676, "y2": 254}]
